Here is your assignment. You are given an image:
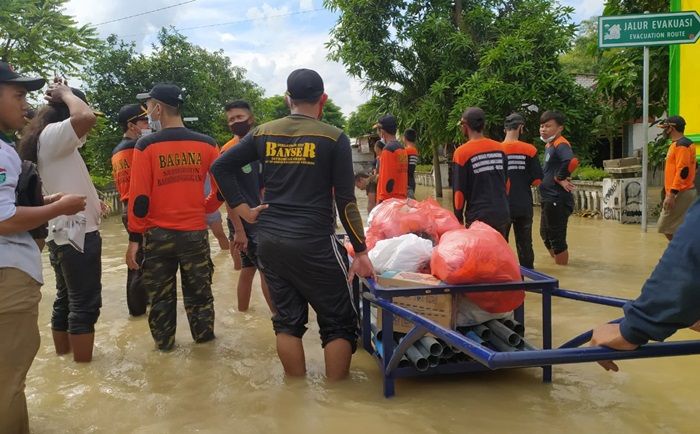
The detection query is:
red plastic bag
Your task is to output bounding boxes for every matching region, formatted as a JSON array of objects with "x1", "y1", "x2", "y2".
[
  {"x1": 430, "y1": 222, "x2": 524, "y2": 313},
  {"x1": 417, "y1": 197, "x2": 462, "y2": 238},
  {"x1": 366, "y1": 199, "x2": 438, "y2": 250}
]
